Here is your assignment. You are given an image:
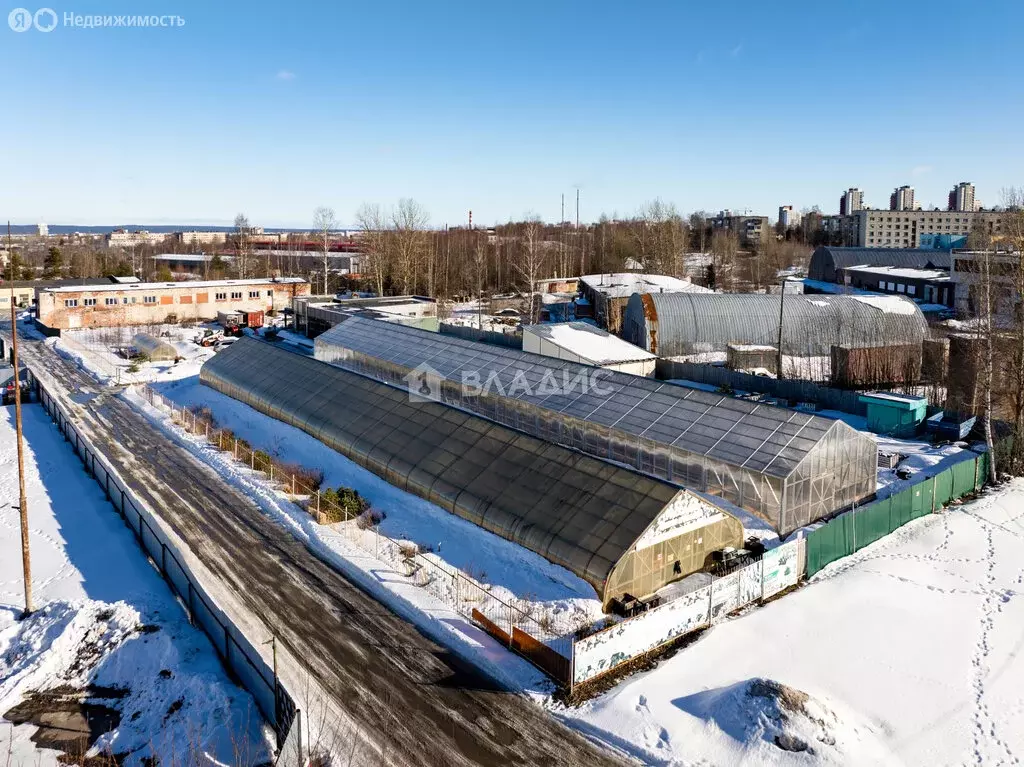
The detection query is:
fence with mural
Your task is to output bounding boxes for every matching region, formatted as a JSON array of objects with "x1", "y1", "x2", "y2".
[
  {"x1": 805, "y1": 450, "x2": 988, "y2": 577},
  {"x1": 571, "y1": 539, "x2": 804, "y2": 688}
]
